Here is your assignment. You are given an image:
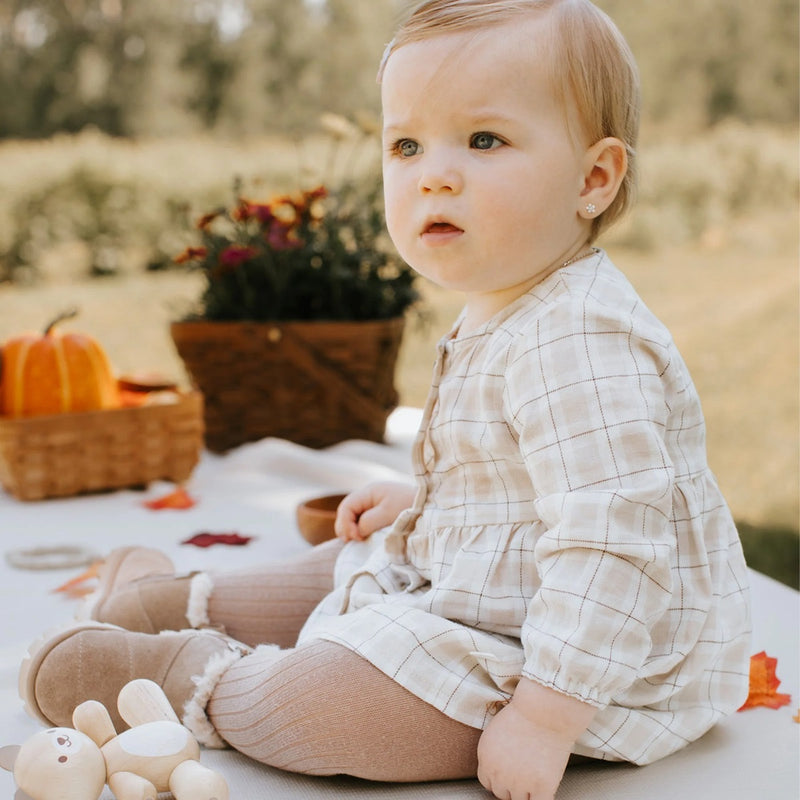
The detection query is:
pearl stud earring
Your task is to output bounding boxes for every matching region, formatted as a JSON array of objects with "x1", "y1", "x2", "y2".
[{"x1": 585, "y1": 203, "x2": 597, "y2": 215}]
